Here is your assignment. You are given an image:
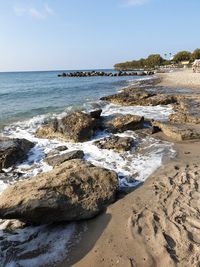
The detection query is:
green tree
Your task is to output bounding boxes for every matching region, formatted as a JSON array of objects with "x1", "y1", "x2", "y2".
[
  {"x1": 192, "y1": 48, "x2": 200, "y2": 60},
  {"x1": 145, "y1": 54, "x2": 164, "y2": 68},
  {"x1": 173, "y1": 51, "x2": 191, "y2": 63}
]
